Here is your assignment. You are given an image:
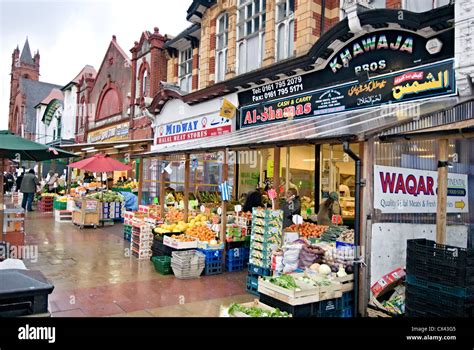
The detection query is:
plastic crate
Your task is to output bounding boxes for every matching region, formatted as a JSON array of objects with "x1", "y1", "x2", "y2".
[
  {"x1": 152, "y1": 256, "x2": 172, "y2": 275},
  {"x1": 342, "y1": 291, "x2": 354, "y2": 310},
  {"x1": 225, "y1": 258, "x2": 244, "y2": 272},
  {"x1": 198, "y1": 249, "x2": 223, "y2": 264},
  {"x1": 53, "y1": 200, "x2": 67, "y2": 210},
  {"x1": 259, "y1": 293, "x2": 312, "y2": 317},
  {"x1": 246, "y1": 275, "x2": 259, "y2": 296},
  {"x1": 315, "y1": 298, "x2": 342, "y2": 317},
  {"x1": 204, "y1": 261, "x2": 223, "y2": 275},
  {"x1": 341, "y1": 307, "x2": 353, "y2": 318},
  {"x1": 407, "y1": 239, "x2": 474, "y2": 287},
  {"x1": 248, "y1": 264, "x2": 272, "y2": 277},
  {"x1": 406, "y1": 283, "x2": 474, "y2": 317},
  {"x1": 406, "y1": 274, "x2": 474, "y2": 298}
]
